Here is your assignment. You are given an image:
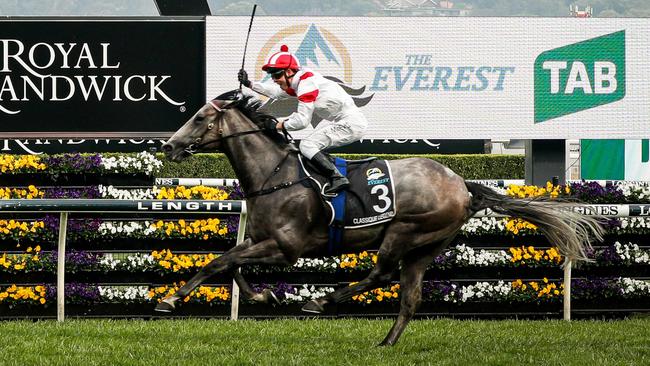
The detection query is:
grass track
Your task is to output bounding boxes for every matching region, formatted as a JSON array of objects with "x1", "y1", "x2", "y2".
[{"x1": 0, "y1": 318, "x2": 648, "y2": 365}]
